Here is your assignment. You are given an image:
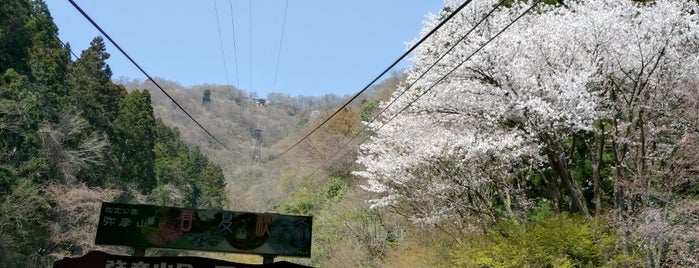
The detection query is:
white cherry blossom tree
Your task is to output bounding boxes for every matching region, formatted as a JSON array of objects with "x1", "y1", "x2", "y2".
[{"x1": 354, "y1": 0, "x2": 699, "y2": 229}]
